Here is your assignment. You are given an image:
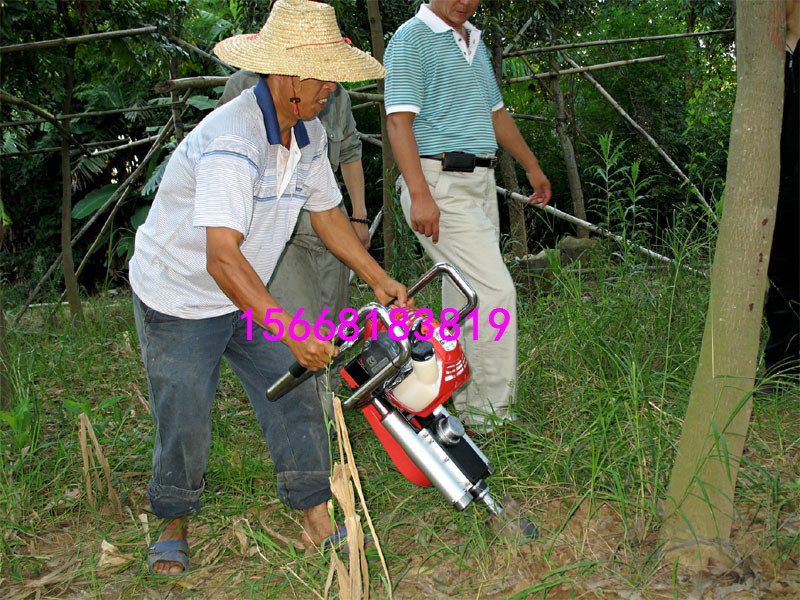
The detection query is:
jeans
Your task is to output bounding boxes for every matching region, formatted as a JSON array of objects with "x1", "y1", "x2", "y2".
[{"x1": 132, "y1": 293, "x2": 331, "y2": 519}]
